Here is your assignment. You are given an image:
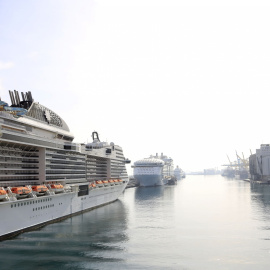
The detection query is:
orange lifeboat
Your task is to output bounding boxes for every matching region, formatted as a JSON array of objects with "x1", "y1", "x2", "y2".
[
  {"x1": 50, "y1": 184, "x2": 64, "y2": 193},
  {"x1": 108, "y1": 180, "x2": 115, "y2": 186},
  {"x1": 11, "y1": 187, "x2": 31, "y2": 198},
  {"x1": 95, "y1": 180, "x2": 104, "y2": 187},
  {"x1": 113, "y1": 179, "x2": 119, "y2": 185},
  {"x1": 0, "y1": 188, "x2": 7, "y2": 200},
  {"x1": 89, "y1": 183, "x2": 97, "y2": 189},
  {"x1": 118, "y1": 179, "x2": 123, "y2": 184},
  {"x1": 102, "y1": 180, "x2": 109, "y2": 186},
  {"x1": 31, "y1": 185, "x2": 48, "y2": 196}
]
